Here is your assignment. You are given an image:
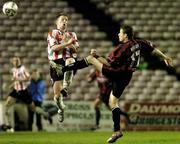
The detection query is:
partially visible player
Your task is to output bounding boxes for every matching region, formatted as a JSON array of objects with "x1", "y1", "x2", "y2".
[
  {"x1": 28, "y1": 69, "x2": 46, "y2": 131},
  {"x1": 87, "y1": 68, "x2": 111, "y2": 130},
  {"x1": 47, "y1": 14, "x2": 79, "y2": 122},
  {"x1": 4, "y1": 57, "x2": 49, "y2": 130},
  {"x1": 61, "y1": 25, "x2": 173, "y2": 143}
]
